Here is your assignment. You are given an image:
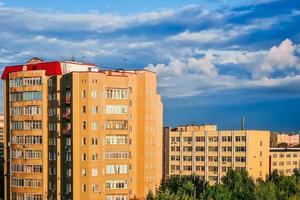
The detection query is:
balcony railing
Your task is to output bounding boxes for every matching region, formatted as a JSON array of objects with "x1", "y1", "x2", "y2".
[
  {"x1": 62, "y1": 113, "x2": 71, "y2": 120},
  {"x1": 65, "y1": 96, "x2": 71, "y2": 104},
  {"x1": 62, "y1": 128, "x2": 71, "y2": 136}
]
